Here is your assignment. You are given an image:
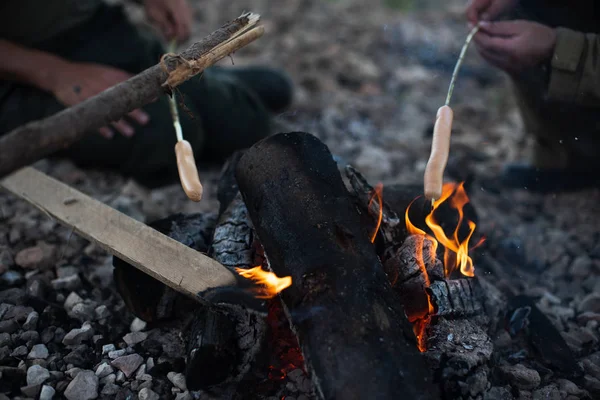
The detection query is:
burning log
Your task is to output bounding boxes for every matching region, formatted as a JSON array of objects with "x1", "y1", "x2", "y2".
[{"x1": 235, "y1": 132, "x2": 439, "y2": 400}]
